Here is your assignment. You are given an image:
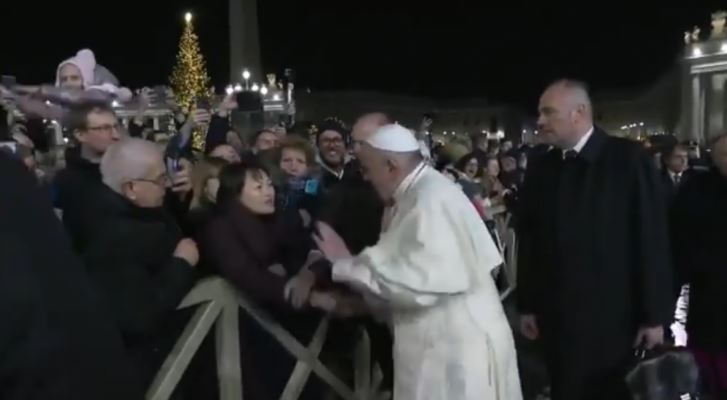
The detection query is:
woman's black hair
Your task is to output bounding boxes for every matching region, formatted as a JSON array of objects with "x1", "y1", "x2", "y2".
[{"x1": 215, "y1": 160, "x2": 270, "y2": 211}]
